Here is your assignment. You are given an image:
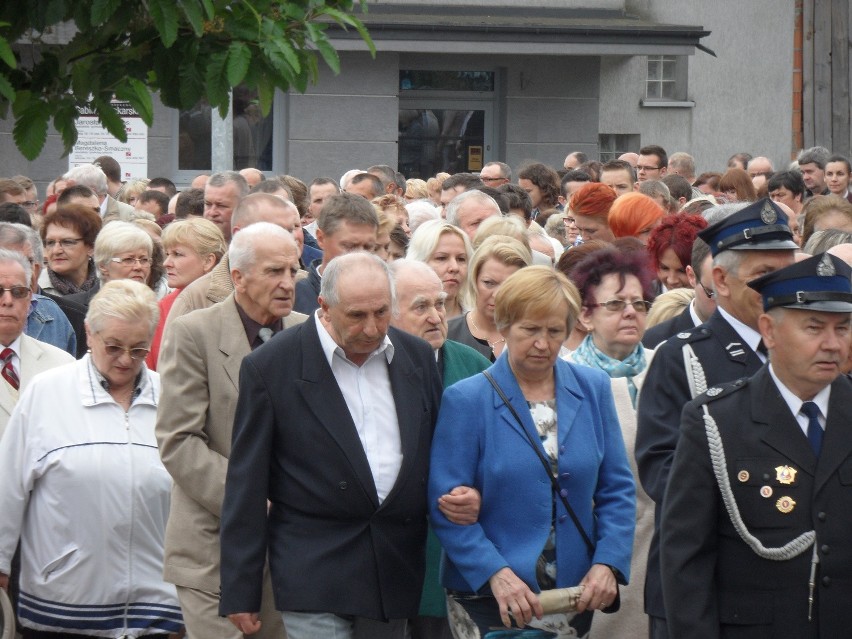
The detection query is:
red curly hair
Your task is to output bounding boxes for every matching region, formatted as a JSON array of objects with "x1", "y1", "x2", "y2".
[{"x1": 646, "y1": 212, "x2": 708, "y2": 270}]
